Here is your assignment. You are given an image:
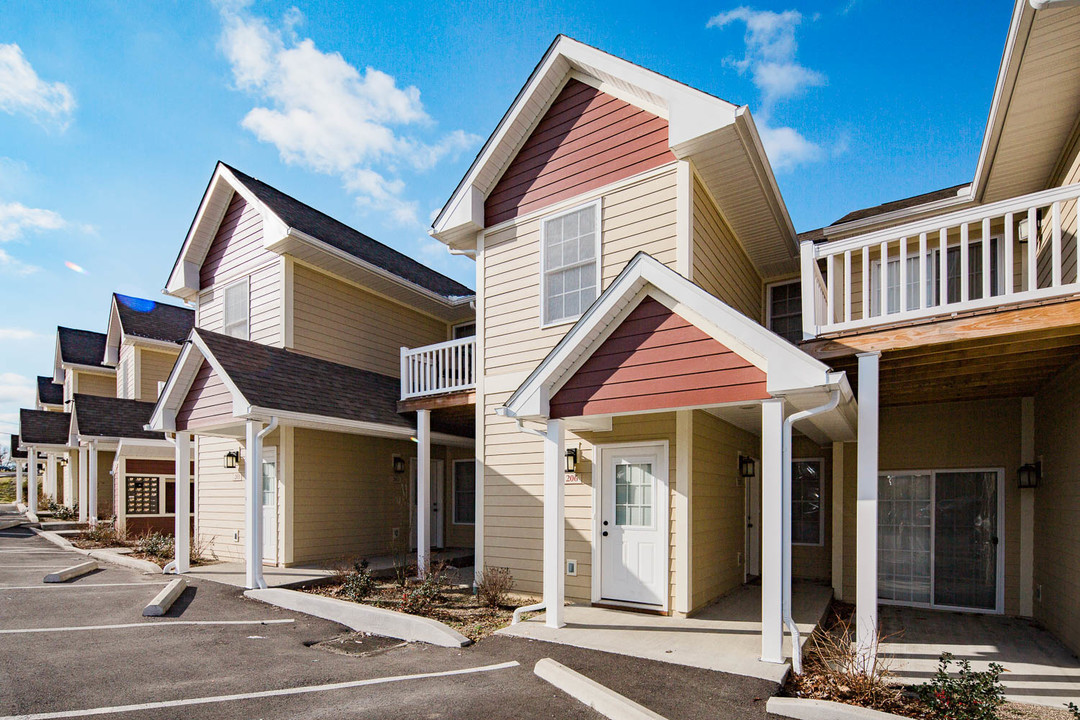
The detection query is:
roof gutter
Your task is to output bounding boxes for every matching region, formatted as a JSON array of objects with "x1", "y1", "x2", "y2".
[{"x1": 1029, "y1": 0, "x2": 1080, "y2": 8}]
